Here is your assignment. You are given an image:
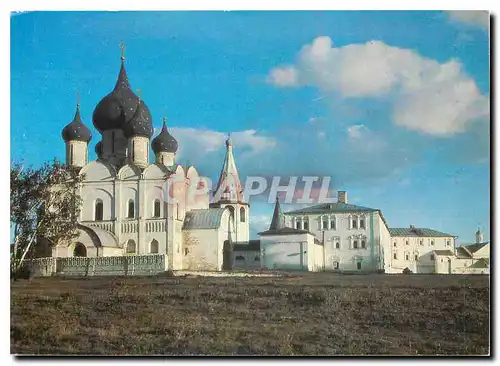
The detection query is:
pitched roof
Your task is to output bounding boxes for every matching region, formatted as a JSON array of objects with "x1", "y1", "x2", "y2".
[
  {"x1": 258, "y1": 227, "x2": 312, "y2": 236},
  {"x1": 183, "y1": 208, "x2": 227, "y2": 230},
  {"x1": 456, "y1": 246, "x2": 472, "y2": 258},
  {"x1": 233, "y1": 240, "x2": 260, "y2": 251},
  {"x1": 464, "y1": 242, "x2": 489, "y2": 253},
  {"x1": 469, "y1": 258, "x2": 489, "y2": 269},
  {"x1": 433, "y1": 250, "x2": 455, "y2": 256},
  {"x1": 269, "y1": 197, "x2": 285, "y2": 230},
  {"x1": 284, "y1": 202, "x2": 378, "y2": 215},
  {"x1": 389, "y1": 228, "x2": 456, "y2": 237}
]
